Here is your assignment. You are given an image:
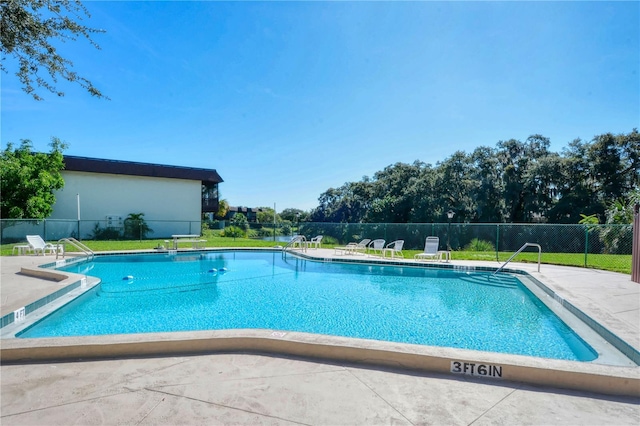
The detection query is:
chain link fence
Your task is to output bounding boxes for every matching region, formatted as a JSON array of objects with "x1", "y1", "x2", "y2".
[
  {"x1": 298, "y1": 222, "x2": 633, "y2": 273},
  {"x1": 1, "y1": 219, "x2": 633, "y2": 273},
  {"x1": 0, "y1": 219, "x2": 202, "y2": 243}
]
